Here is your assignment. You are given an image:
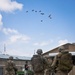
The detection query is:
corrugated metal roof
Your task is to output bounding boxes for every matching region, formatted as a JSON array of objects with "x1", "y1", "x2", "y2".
[{"x1": 0, "y1": 54, "x2": 31, "y2": 60}]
